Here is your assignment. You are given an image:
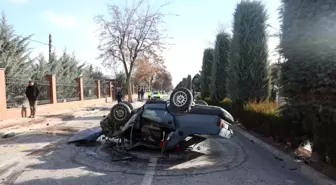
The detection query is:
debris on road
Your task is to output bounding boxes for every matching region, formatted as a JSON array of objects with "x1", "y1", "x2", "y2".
[
  {"x1": 68, "y1": 127, "x2": 103, "y2": 144},
  {"x1": 2, "y1": 132, "x2": 15, "y2": 138}
]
